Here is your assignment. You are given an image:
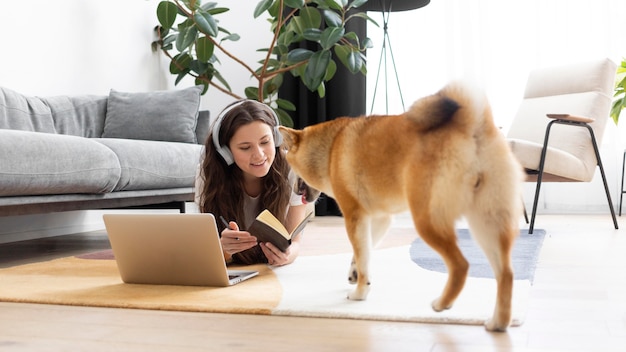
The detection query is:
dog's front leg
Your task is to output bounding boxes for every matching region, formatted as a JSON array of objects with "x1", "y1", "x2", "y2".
[{"x1": 345, "y1": 214, "x2": 372, "y2": 300}]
